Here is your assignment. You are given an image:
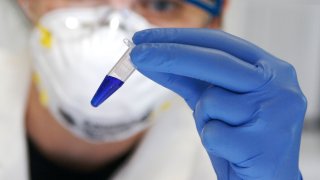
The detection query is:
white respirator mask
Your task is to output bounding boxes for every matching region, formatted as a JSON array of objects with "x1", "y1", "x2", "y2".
[{"x1": 30, "y1": 6, "x2": 169, "y2": 143}]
